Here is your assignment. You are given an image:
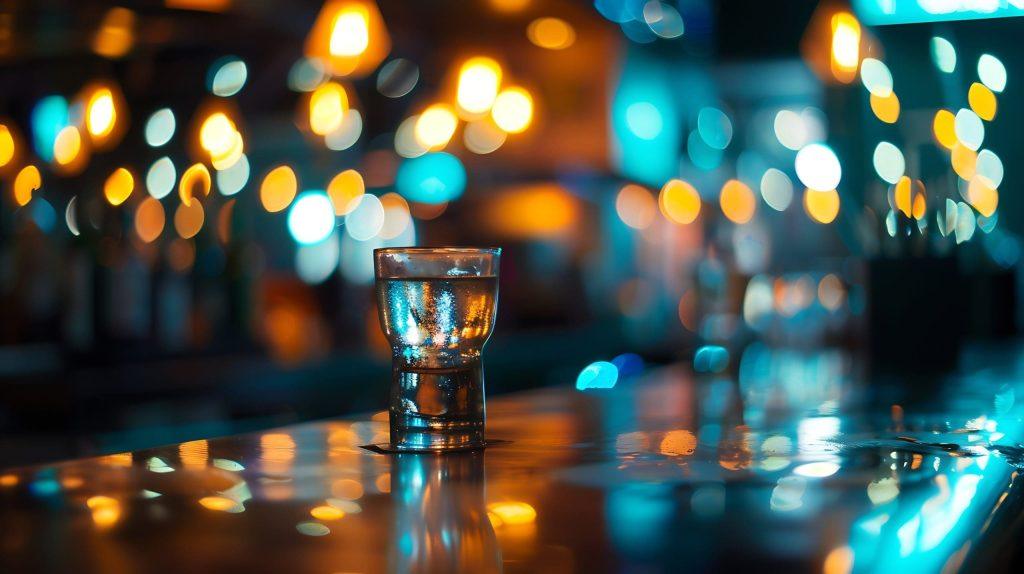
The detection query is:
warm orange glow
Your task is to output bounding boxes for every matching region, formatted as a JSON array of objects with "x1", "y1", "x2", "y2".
[
  {"x1": 616, "y1": 184, "x2": 657, "y2": 229},
  {"x1": 804, "y1": 188, "x2": 840, "y2": 224},
  {"x1": 968, "y1": 82, "x2": 997, "y2": 121},
  {"x1": 487, "y1": 501, "x2": 537, "y2": 525},
  {"x1": 0, "y1": 474, "x2": 18, "y2": 487},
  {"x1": 482, "y1": 184, "x2": 578, "y2": 238},
  {"x1": 311, "y1": 505, "x2": 345, "y2": 521},
  {"x1": 87, "y1": 496, "x2": 121, "y2": 528},
  {"x1": 165, "y1": 0, "x2": 231, "y2": 10},
  {"x1": 13, "y1": 165, "x2": 40, "y2": 207},
  {"x1": 968, "y1": 176, "x2": 999, "y2": 217},
  {"x1": 260, "y1": 165, "x2": 298, "y2": 212},
  {"x1": 933, "y1": 109, "x2": 957, "y2": 149},
  {"x1": 327, "y1": 169, "x2": 365, "y2": 215},
  {"x1": 491, "y1": 87, "x2": 533, "y2": 134},
  {"x1": 912, "y1": 187, "x2": 927, "y2": 220},
  {"x1": 894, "y1": 176, "x2": 912, "y2": 217},
  {"x1": 527, "y1": 17, "x2": 575, "y2": 50},
  {"x1": 411, "y1": 201, "x2": 448, "y2": 220},
  {"x1": 104, "y1": 168, "x2": 135, "y2": 206},
  {"x1": 86, "y1": 88, "x2": 116, "y2": 139},
  {"x1": 199, "y1": 112, "x2": 243, "y2": 169},
  {"x1": 659, "y1": 179, "x2": 701, "y2": 225},
  {"x1": 174, "y1": 200, "x2": 205, "y2": 239},
  {"x1": 489, "y1": 0, "x2": 530, "y2": 11},
  {"x1": 76, "y1": 81, "x2": 126, "y2": 150},
  {"x1": 870, "y1": 91, "x2": 900, "y2": 124},
  {"x1": 179, "y1": 163, "x2": 212, "y2": 207},
  {"x1": 168, "y1": 238, "x2": 196, "y2": 271},
  {"x1": 830, "y1": 12, "x2": 861, "y2": 83},
  {"x1": 332, "y1": 478, "x2": 364, "y2": 500},
  {"x1": 951, "y1": 143, "x2": 977, "y2": 180},
  {"x1": 135, "y1": 197, "x2": 166, "y2": 243},
  {"x1": 92, "y1": 7, "x2": 135, "y2": 59},
  {"x1": 720, "y1": 179, "x2": 756, "y2": 224},
  {"x1": 179, "y1": 439, "x2": 209, "y2": 469},
  {"x1": 305, "y1": 0, "x2": 390, "y2": 77},
  {"x1": 309, "y1": 82, "x2": 349, "y2": 136},
  {"x1": 53, "y1": 126, "x2": 83, "y2": 166},
  {"x1": 824, "y1": 546, "x2": 854, "y2": 574},
  {"x1": 0, "y1": 124, "x2": 14, "y2": 168},
  {"x1": 457, "y1": 57, "x2": 502, "y2": 116},
  {"x1": 199, "y1": 496, "x2": 237, "y2": 511},
  {"x1": 379, "y1": 192, "x2": 412, "y2": 240},
  {"x1": 660, "y1": 430, "x2": 697, "y2": 456}
]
